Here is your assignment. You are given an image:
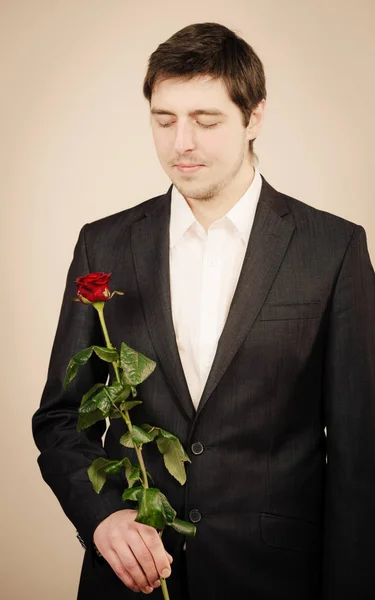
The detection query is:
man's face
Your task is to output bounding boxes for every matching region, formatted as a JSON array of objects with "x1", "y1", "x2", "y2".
[{"x1": 150, "y1": 75, "x2": 264, "y2": 201}]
